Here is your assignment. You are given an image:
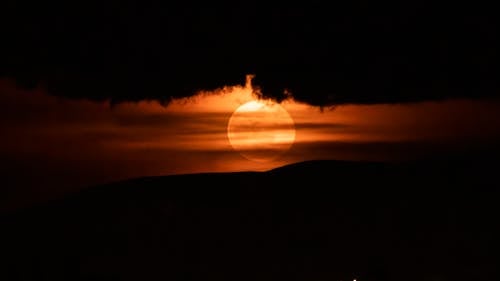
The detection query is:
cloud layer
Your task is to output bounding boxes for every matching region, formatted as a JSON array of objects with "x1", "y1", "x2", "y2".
[{"x1": 1, "y1": 2, "x2": 498, "y2": 105}]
